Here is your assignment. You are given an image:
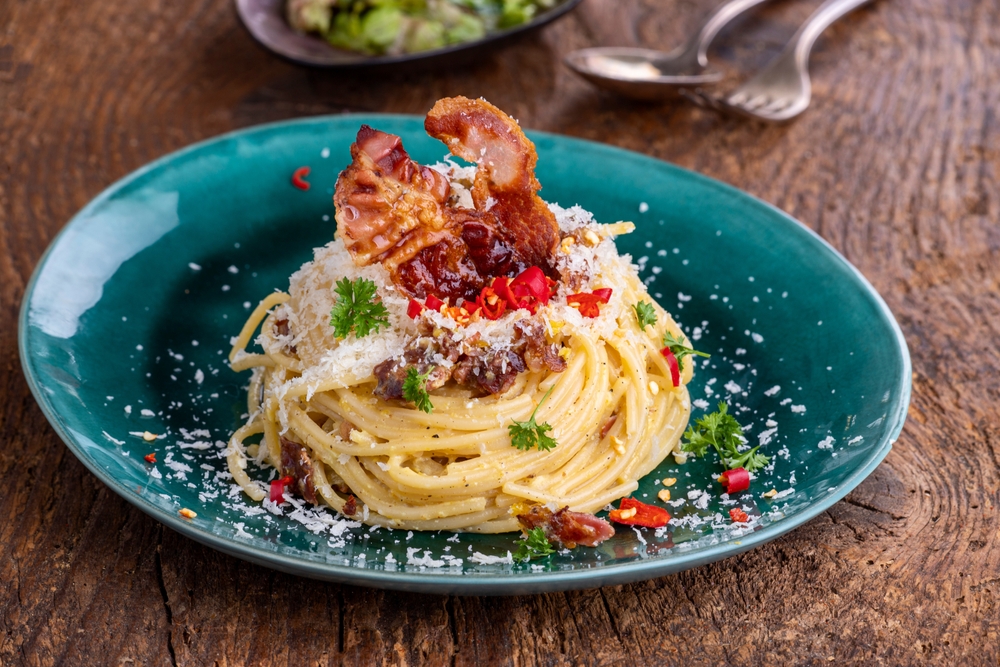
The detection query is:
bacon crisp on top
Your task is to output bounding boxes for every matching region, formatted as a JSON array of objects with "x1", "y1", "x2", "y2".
[{"x1": 334, "y1": 97, "x2": 561, "y2": 301}]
